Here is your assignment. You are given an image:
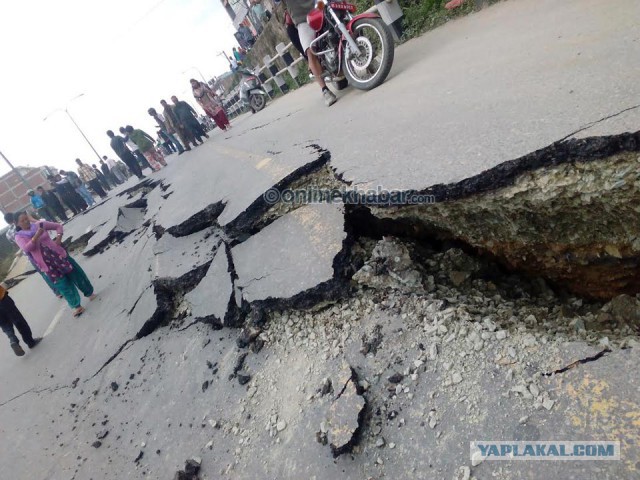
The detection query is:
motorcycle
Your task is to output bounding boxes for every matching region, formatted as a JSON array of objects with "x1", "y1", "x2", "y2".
[
  {"x1": 239, "y1": 69, "x2": 269, "y2": 113},
  {"x1": 306, "y1": 0, "x2": 394, "y2": 91}
]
